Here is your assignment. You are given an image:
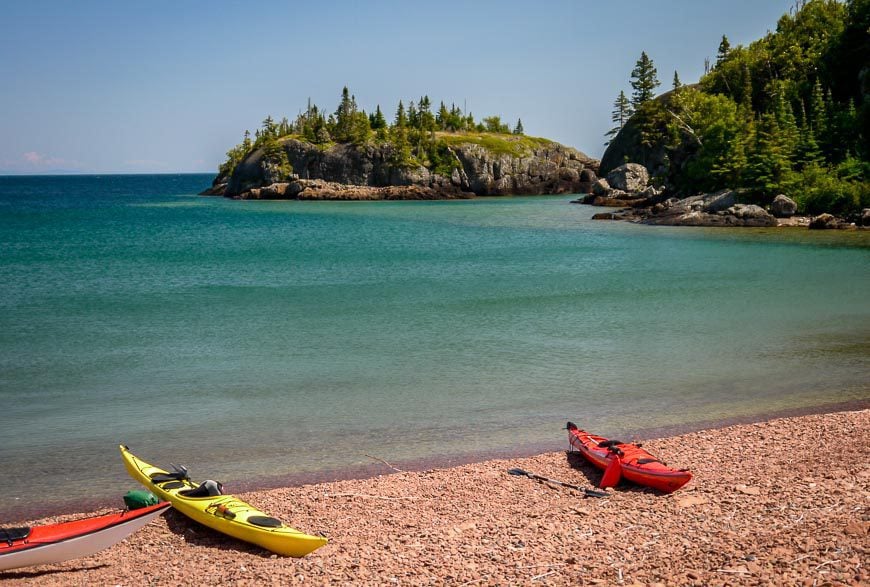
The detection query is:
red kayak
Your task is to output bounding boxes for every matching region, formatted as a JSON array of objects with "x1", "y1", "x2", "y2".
[
  {"x1": 567, "y1": 422, "x2": 692, "y2": 493},
  {"x1": 0, "y1": 502, "x2": 170, "y2": 571}
]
